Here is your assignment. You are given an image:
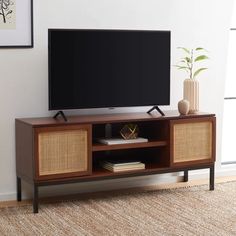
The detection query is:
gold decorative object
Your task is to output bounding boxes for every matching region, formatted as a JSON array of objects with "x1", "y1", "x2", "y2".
[{"x1": 120, "y1": 124, "x2": 139, "y2": 139}]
